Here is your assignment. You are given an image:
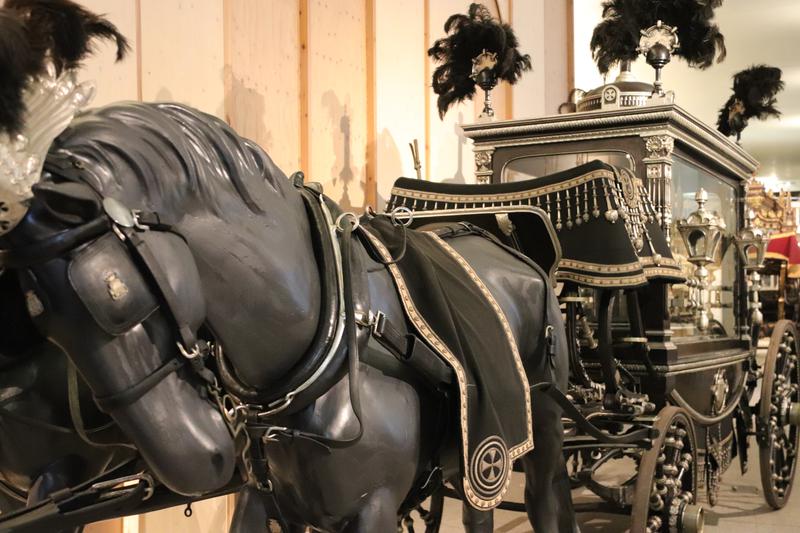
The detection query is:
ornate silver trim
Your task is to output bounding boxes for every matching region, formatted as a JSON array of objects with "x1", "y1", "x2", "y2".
[
  {"x1": 474, "y1": 148, "x2": 494, "y2": 184},
  {"x1": 462, "y1": 104, "x2": 758, "y2": 179},
  {"x1": 582, "y1": 348, "x2": 750, "y2": 376}
]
